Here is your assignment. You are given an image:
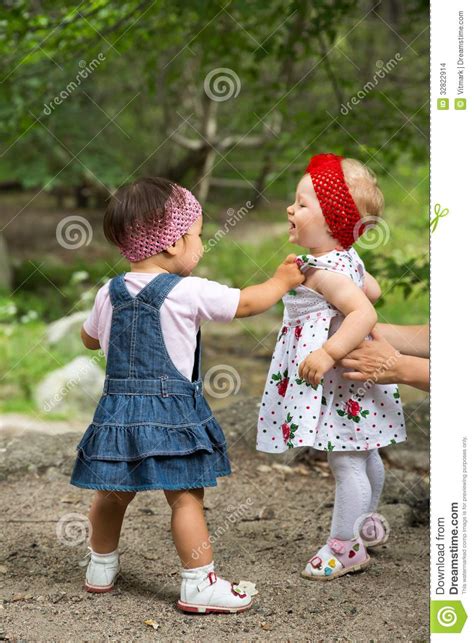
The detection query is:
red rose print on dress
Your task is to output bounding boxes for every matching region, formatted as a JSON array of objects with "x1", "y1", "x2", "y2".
[
  {"x1": 346, "y1": 399, "x2": 360, "y2": 416},
  {"x1": 278, "y1": 326, "x2": 288, "y2": 341},
  {"x1": 294, "y1": 325, "x2": 303, "y2": 340},
  {"x1": 281, "y1": 413, "x2": 299, "y2": 448},
  {"x1": 277, "y1": 379, "x2": 289, "y2": 396},
  {"x1": 336, "y1": 398, "x2": 370, "y2": 423},
  {"x1": 271, "y1": 368, "x2": 289, "y2": 397}
]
